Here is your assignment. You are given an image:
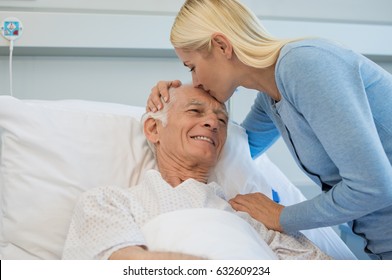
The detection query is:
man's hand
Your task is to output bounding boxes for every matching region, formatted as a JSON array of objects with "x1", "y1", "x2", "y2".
[{"x1": 109, "y1": 245, "x2": 205, "y2": 260}]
